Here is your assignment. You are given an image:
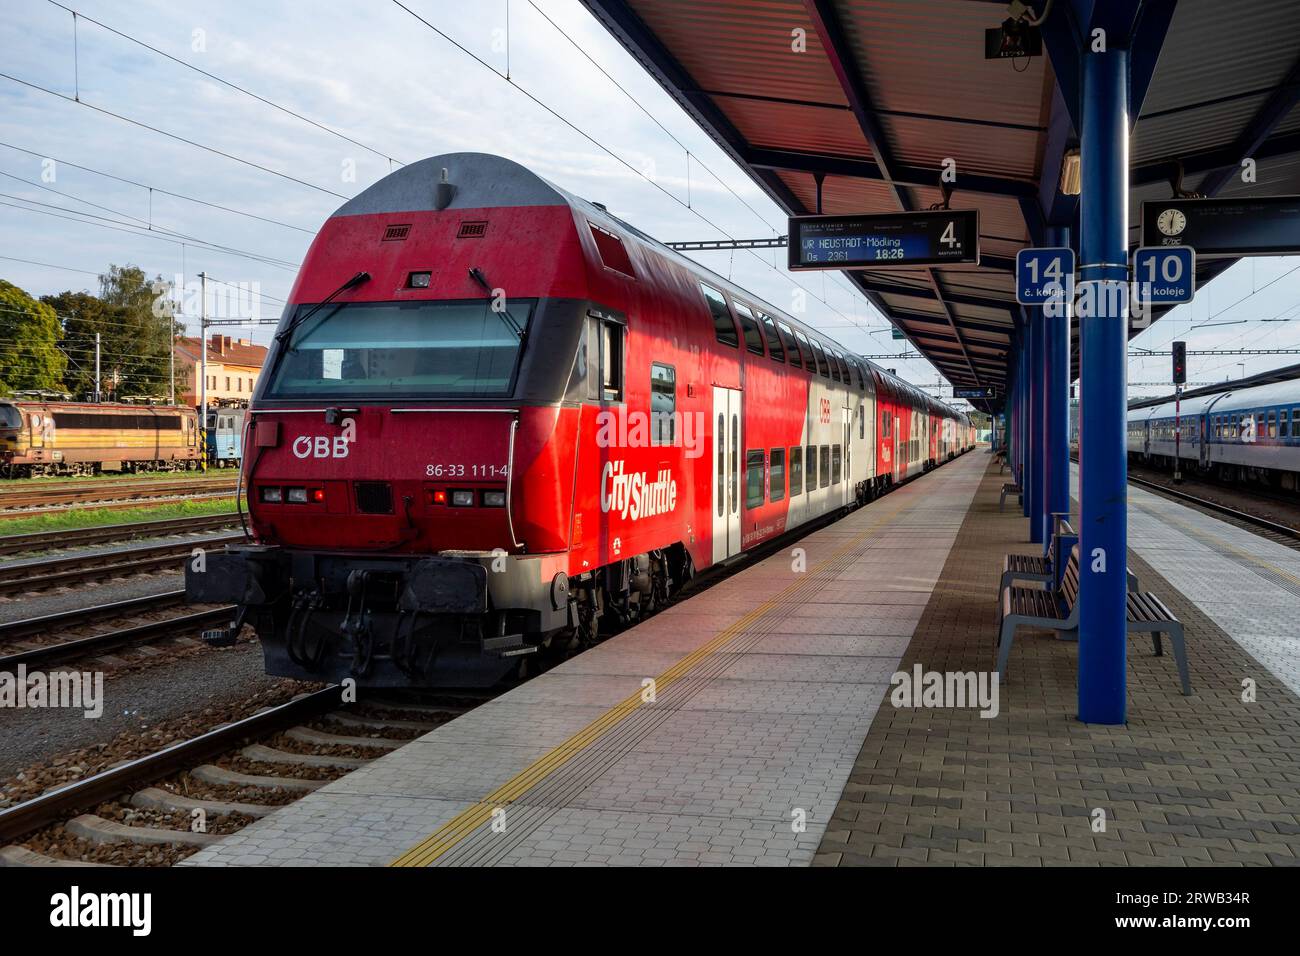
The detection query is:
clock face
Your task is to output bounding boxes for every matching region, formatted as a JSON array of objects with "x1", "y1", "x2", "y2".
[{"x1": 1157, "y1": 208, "x2": 1187, "y2": 236}]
